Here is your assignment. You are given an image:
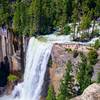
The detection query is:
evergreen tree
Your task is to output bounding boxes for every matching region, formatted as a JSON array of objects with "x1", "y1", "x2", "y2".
[
  {"x1": 57, "y1": 60, "x2": 74, "y2": 100},
  {"x1": 55, "y1": 0, "x2": 67, "y2": 29},
  {"x1": 88, "y1": 49, "x2": 98, "y2": 65},
  {"x1": 0, "y1": 0, "x2": 99, "y2": 35},
  {"x1": 77, "y1": 53, "x2": 93, "y2": 94},
  {"x1": 94, "y1": 39, "x2": 100, "y2": 49},
  {"x1": 13, "y1": 0, "x2": 28, "y2": 73},
  {"x1": 28, "y1": 0, "x2": 36, "y2": 35},
  {"x1": 41, "y1": 0, "x2": 55, "y2": 34},
  {"x1": 0, "y1": 0, "x2": 15, "y2": 28},
  {"x1": 66, "y1": 0, "x2": 73, "y2": 22},
  {"x1": 0, "y1": 0, "x2": 9, "y2": 26},
  {"x1": 96, "y1": 0, "x2": 100, "y2": 17},
  {"x1": 80, "y1": 14, "x2": 91, "y2": 32}
]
